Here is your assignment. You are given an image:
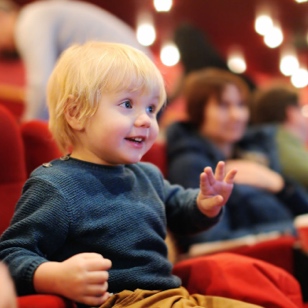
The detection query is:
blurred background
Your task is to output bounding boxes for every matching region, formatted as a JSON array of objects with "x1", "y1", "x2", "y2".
[{"x1": 1, "y1": 0, "x2": 308, "y2": 112}]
